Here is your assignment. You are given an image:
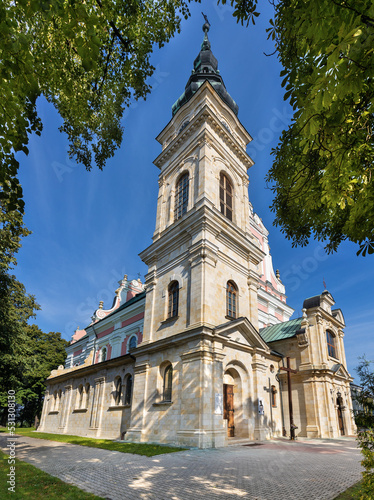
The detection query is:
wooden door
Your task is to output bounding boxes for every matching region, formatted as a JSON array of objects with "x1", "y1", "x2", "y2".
[
  {"x1": 224, "y1": 384, "x2": 235, "y2": 437},
  {"x1": 337, "y1": 406, "x2": 345, "y2": 435}
]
